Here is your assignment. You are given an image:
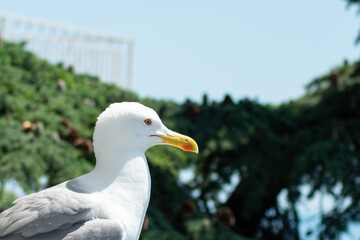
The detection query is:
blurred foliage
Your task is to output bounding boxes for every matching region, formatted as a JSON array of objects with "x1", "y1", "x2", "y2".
[
  {"x1": 1, "y1": 5, "x2": 360, "y2": 237},
  {"x1": 177, "y1": 58, "x2": 360, "y2": 239}
]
